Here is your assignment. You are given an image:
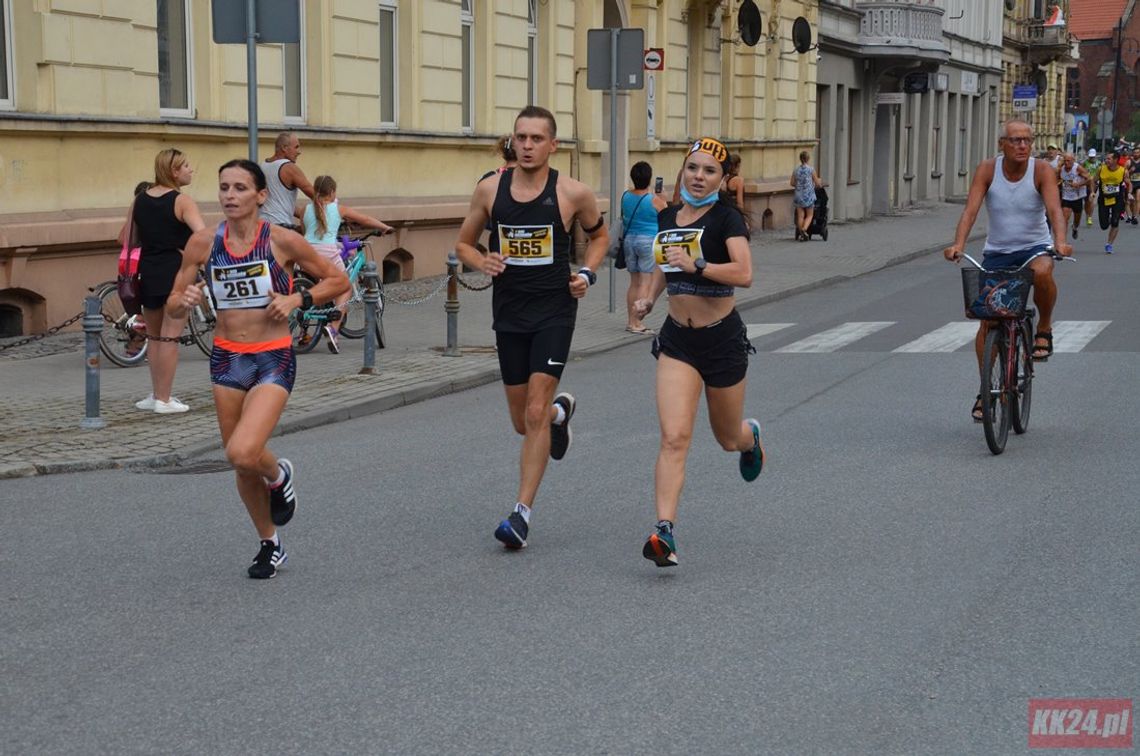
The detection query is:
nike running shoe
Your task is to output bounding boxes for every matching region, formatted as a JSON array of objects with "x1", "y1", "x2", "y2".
[
  {"x1": 739, "y1": 418, "x2": 766, "y2": 482},
  {"x1": 248, "y1": 539, "x2": 287, "y2": 579},
  {"x1": 642, "y1": 526, "x2": 678, "y2": 567},
  {"x1": 494, "y1": 510, "x2": 528, "y2": 549},
  {"x1": 549, "y1": 392, "x2": 576, "y2": 461},
  {"x1": 267, "y1": 459, "x2": 298, "y2": 526}
]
